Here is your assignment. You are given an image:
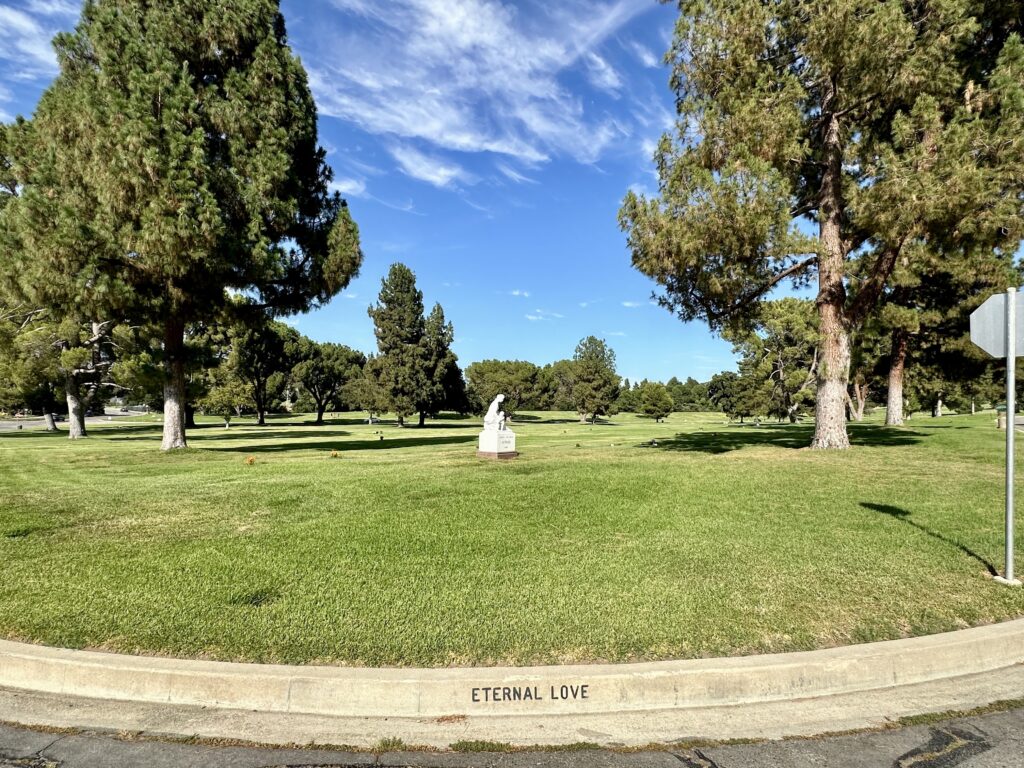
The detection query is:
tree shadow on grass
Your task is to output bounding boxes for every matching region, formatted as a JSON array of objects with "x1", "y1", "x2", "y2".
[
  {"x1": 861, "y1": 502, "x2": 997, "y2": 576},
  {"x1": 187, "y1": 428, "x2": 353, "y2": 443},
  {"x1": 203, "y1": 433, "x2": 477, "y2": 453},
  {"x1": 652, "y1": 423, "x2": 926, "y2": 454}
]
